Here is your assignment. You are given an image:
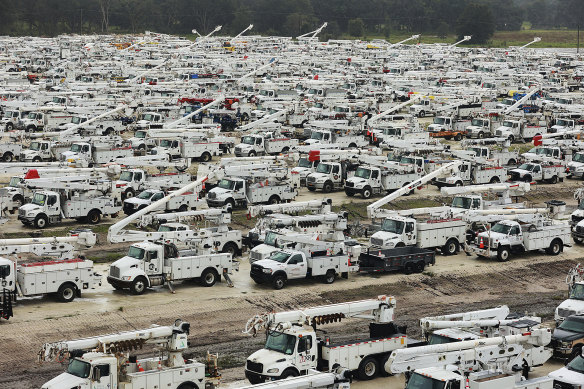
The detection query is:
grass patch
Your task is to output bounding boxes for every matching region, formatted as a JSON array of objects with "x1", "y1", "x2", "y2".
[
  {"x1": 88, "y1": 251, "x2": 124, "y2": 264},
  {"x1": 217, "y1": 355, "x2": 245, "y2": 369}
]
